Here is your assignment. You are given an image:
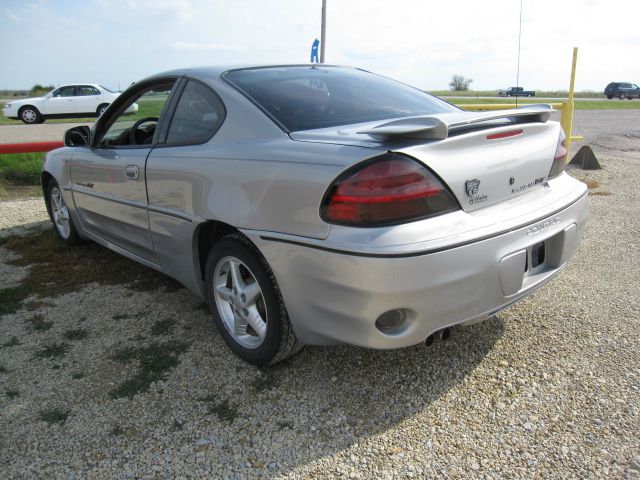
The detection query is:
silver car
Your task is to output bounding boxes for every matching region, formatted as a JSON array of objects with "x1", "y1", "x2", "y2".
[{"x1": 43, "y1": 65, "x2": 588, "y2": 365}]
